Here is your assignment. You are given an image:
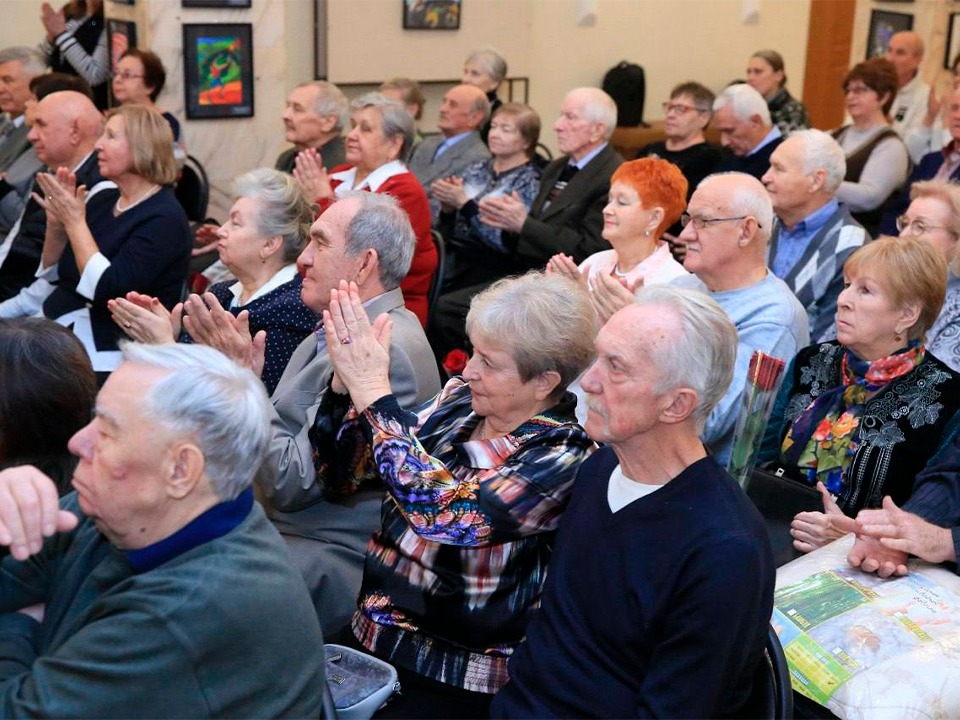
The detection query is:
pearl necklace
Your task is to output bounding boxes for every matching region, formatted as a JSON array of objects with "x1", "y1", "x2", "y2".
[{"x1": 115, "y1": 184, "x2": 161, "y2": 214}]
